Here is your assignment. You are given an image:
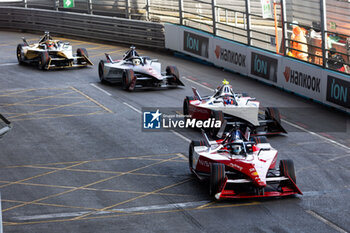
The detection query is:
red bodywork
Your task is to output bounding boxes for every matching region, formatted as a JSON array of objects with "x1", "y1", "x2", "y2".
[{"x1": 192, "y1": 139, "x2": 302, "y2": 199}]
